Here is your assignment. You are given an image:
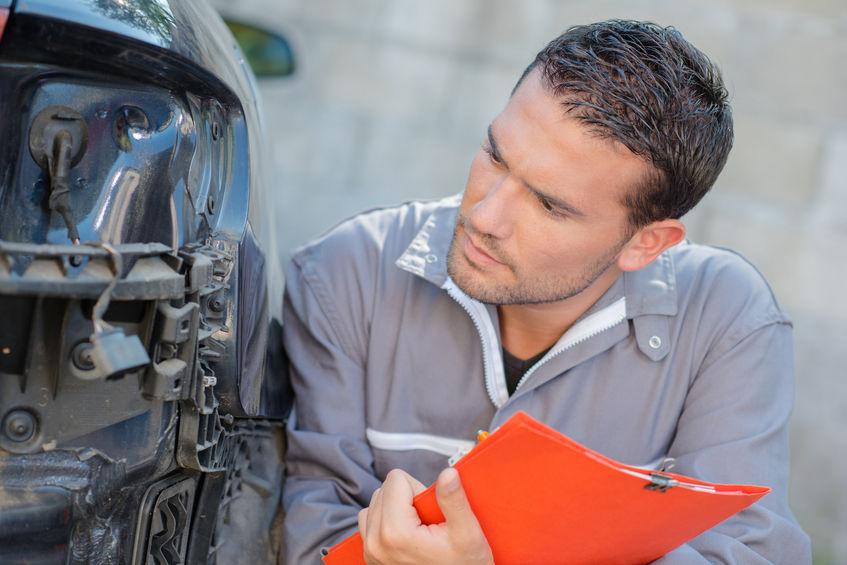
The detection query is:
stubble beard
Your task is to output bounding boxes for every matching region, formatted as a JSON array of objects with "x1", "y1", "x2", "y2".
[{"x1": 446, "y1": 216, "x2": 626, "y2": 306}]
